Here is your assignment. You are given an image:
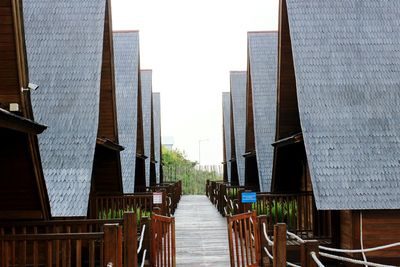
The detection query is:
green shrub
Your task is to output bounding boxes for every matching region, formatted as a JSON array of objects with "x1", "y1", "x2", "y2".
[{"x1": 98, "y1": 206, "x2": 151, "y2": 225}]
